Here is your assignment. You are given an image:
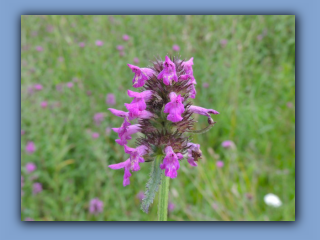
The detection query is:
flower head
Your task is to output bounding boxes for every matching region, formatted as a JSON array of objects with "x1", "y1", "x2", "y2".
[
  {"x1": 136, "y1": 191, "x2": 145, "y2": 201},
  {"x1": 133, "y1": 57, "x2": 139, "y2": 64},
  {"x1": 66, "y1": 82, "x2": 73, "y2": 88},
  {"x1": 116, "y1": 45, "x2": 124, "y2": 51},
  {"x1": 124, "y1": 145, "x2": 148, "y2": 172},
  {"x1": 35, "y1": 46, "x2": 43, "y2": 52},
  {"x1": 40, "y1": 101, "x2": 48, "y2": 108},
  {"x1": 221, "y1": 140, "x2": 235, "y2": 149},
  {"x1": 79, "y1": 42, "x2": 85, "y2": 48},
  {"x1": 168, "y1": 202, "x2": 175, "y2": 212},
  {"x1": 93, "y1": 113, "x2": 104, "y2": 126},
  {"x1": 92, "y1": 132, "x2": 99, "y2": 139},
  {"x1": 157, "y1": 56, "x2": 178, "y2": 85},
  {"x1": 160, "y1": 146, "x2": 183, "y2": 178},
  {"x1": 21, "y1": 130, "x2": 25, "y2": 135},
  {"x1": 172, "y1": 45, "x2": 180, "y2": 51},
  {"x1": 26, "y1": 141, "x2": 36, "y2": 154},
  {"x1": 127, "y1": 64, "x2": 155, "y2": 88},
  {"x1": 216, "y1": 160, "x2": 224, "y2": 168},
  {"x1": 95, "y1": 40, "x2": 104, "y2": 46},
  {"x1": 112, "y1": 118, "x2": 141, "y2": 146},
  {"x1": 34, "y1": 84, "x2": 43, "y2": 91},
  {"x1": 32, "y1": 182, "x2": 42, "y2": 195},
  {"x1": 106, "y1": 93, "x2": 116, "y2": 105},
  {"x1": 164, "y1": 92, "x2": 185, "y2": 122},
  {"x1": 220, "y1": 39, "x2": 228, "y2": 47},
  {"x1": 26, "y1": 162, "x2": 36, "y2": 173},
  {"x1": 122, "y1": 34, "x2": 130, "y2": 41},
  {"x1": 89, "y1": 198, "x2": 104, "y2": 214}
]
